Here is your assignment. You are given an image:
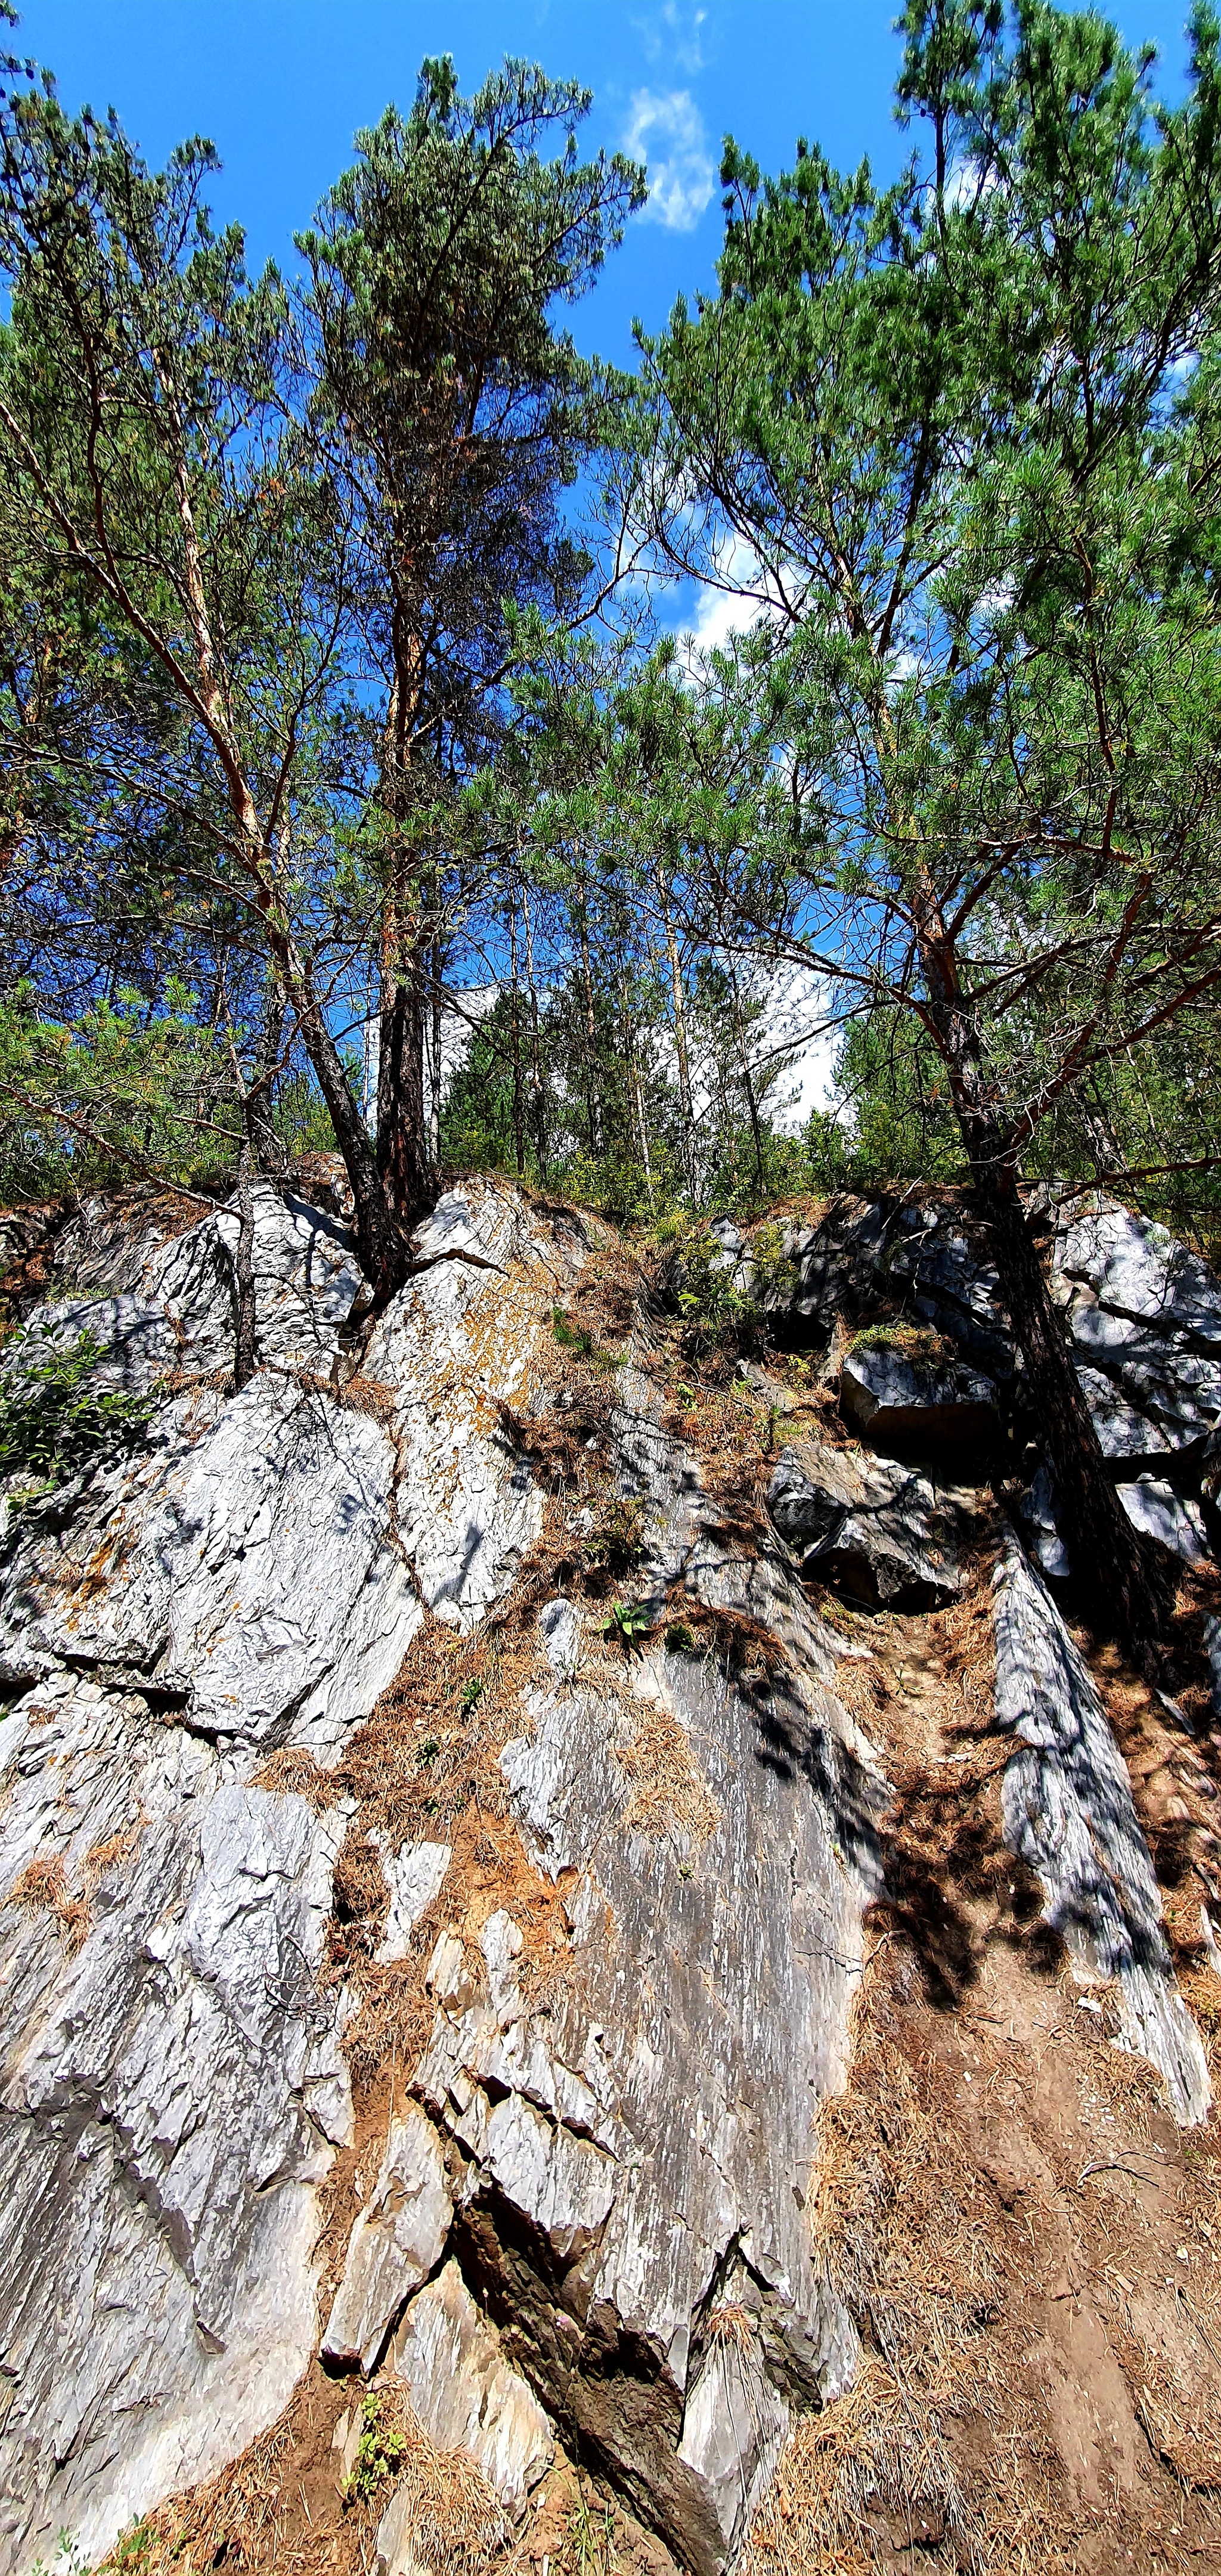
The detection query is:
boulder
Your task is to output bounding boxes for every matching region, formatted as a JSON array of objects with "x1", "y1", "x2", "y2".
[
  {"x1": 1057, "y1": 1196, "x2": 1221, "y2": 1350},
  {"x1": 993, "y1": 1536, "x2": 1210, "y2": 2125},
  {"x1": 1118, "y1": 1475, "x2": 1208, "y2": 1566},
  {"x1": 321, "y1": 2107, "x2": 452, "y2": 2374},
  {"x1": 767, "y1": 1441, "x2": 960, "y2": 1608},
  {"x1": 840, "y1": 1338, "x2": 999, "y2": 1455}
]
